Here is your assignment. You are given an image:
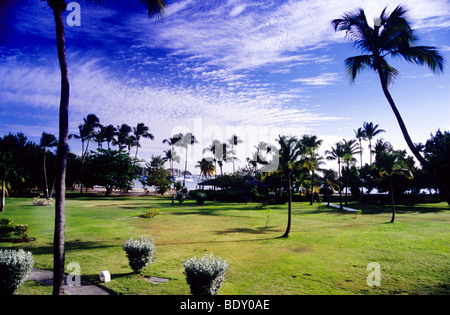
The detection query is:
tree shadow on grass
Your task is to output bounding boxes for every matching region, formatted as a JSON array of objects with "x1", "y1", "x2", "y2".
[{"x1": 21, "y1": 241, "x2": 121, "y2": 256}]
